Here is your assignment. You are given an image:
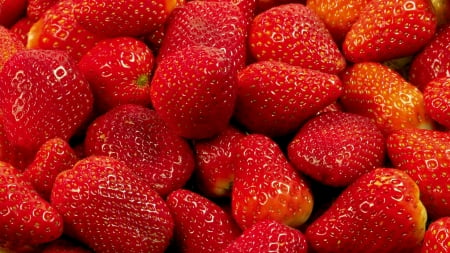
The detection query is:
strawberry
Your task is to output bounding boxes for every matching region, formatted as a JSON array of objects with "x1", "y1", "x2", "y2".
[
  {"x1": 235, "y1": 60, "x2": 343, "y2": 137},
  {"x1": 421, "y1": 217, "x2": 450, "y2": 253},
  {"x1": 248, "y1": 3, "x2": 346, "y2": 75},
  {"x1": 203, "y1": 0, "x2": 256, "y2": 26},
  {"x1": 26, "y1": 0, "x2": 59, "y2": 21},
  {"x1": 166, "y1": 189, "x2": 241, "y2": 253},
  {"x1": 340, "y1": 62, "x2": 434, "y2": 135},
  {"x1": 0, "y1": 161, "x2": 63, "y2": 248},
  {"x1": 9, "y1": 16, "x2": 35, "y2": 45},
  {"x1": 0, "y1": 0, "x2": 27, "y2": 27},
  {"x1": 423, "y1": 76, "x2": 450, "y2": 128},
  {"x1": 343, "y1": 0, "x2": 437, "y2": 63},
  {"x1": 84, "y1": 104, "x2": 195, "y2": 196},
  {"x1": 222, "y1": 220, "x2": 308, "y2": 253},
  {"x1": 409, "y1": 24, "x2": 450, "y2": 91},
  {"x1": 0, "y1": 25, "x2": 24, "y2": 71},
  {"x1": 288, "y1": 112, "x2": 386, "y2": 187},
  {"x1": 151, "y1": 45, "x2": 238, "y2": 139},
  {"x1": 78, "y1": 37, "x2": 154, "y2": 112},
  {"x1": 51, "y1": 155, "x2": 174, "y2": 253},
  {"x1": 23, "y1": 138, "x2": 78, "y2": 201},
  {"x1": 231, "y1": 134, "x2": 314, "y2": 230},
  {"x1": 306, "y1": 168, "x2": 427, "y2": 253},
  {"x1": 0, "y1": 49, "x2": 93, "y2": 153},
  {"x1": 387, "y1": 128, "x2": 450, "y2": 219},
  {"x1": 41, "y1": 238, "x2": 93, "y2": 253}
]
